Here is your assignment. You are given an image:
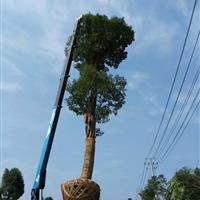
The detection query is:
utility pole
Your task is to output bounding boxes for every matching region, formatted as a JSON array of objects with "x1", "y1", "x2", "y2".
[
  {"x1": 149, "y1": 158, "x2": 158, "y2": 177},
  {"x1": 148, "y1": 158, "x2": 159, "y2": 200}
]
